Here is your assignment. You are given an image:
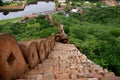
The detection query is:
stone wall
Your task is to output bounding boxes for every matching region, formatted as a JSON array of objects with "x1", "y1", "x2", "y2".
[
  {"x1": 0, "y1": 15, "x2": 68, "y2": 80},
  {"x1": 46, "y1": 15, "x2": 68, "y2": 43},
  {"x1": 0, "y1": 33, "x2": 56, "y2": 80},
  {"x1": 0, "y1": 33, "x2": 27, "y2": 80}
]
